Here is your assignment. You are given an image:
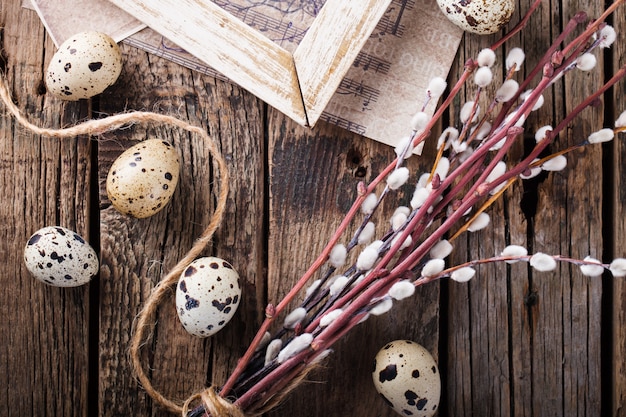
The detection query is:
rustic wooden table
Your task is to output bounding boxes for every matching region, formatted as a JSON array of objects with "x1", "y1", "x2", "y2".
[{"x1": 1, "y1": 1, "x2": 625, "y2": 416}]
